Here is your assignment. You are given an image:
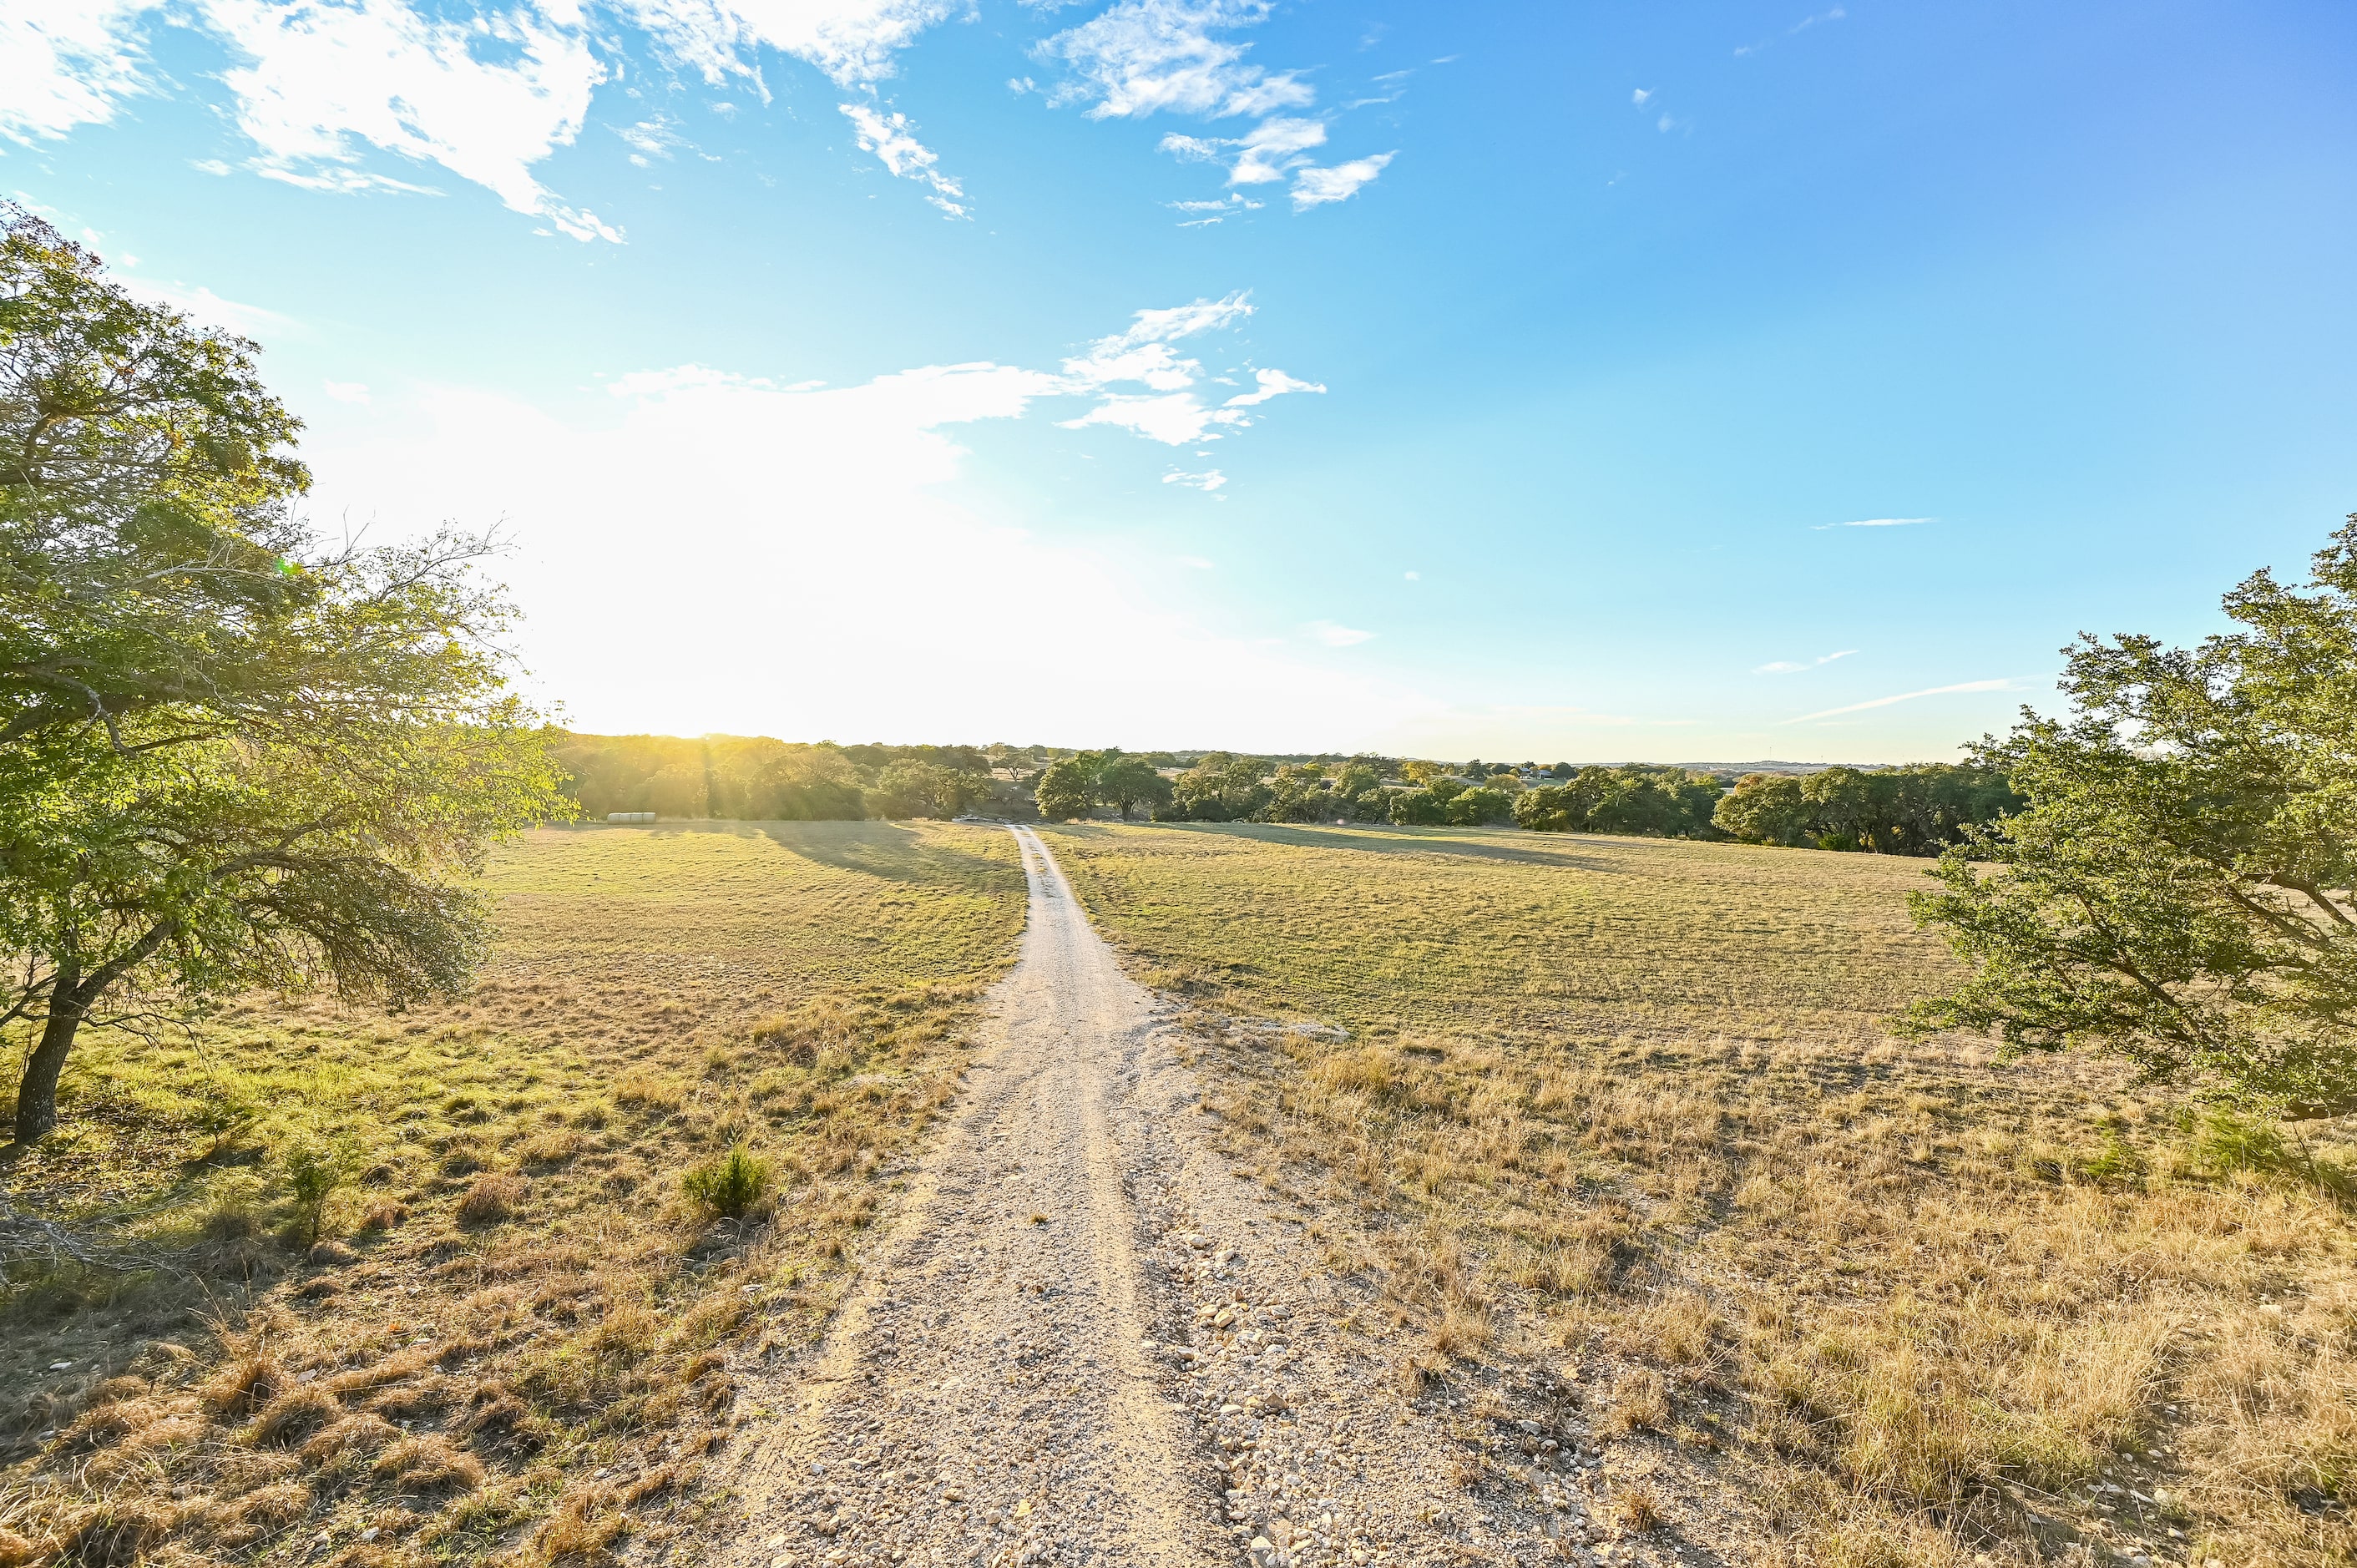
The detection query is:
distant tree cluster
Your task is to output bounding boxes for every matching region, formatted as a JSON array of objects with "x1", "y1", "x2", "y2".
[
  {"x1": 1158, "y1": 754, "x2": 1397, "y2": 822},
  {"x1": 1034, "y1": 749, "x2": 1176, "y2": 821},
  {"x1": 1514, "y1": 766, "x2": 1725, "y2": 837},
  {"x1": 1712, "y1": 764, "x2": 2023, "y2": 854},
  {"x1": 553, "y1": 735, "x2": 1025, "y2": 822}
]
